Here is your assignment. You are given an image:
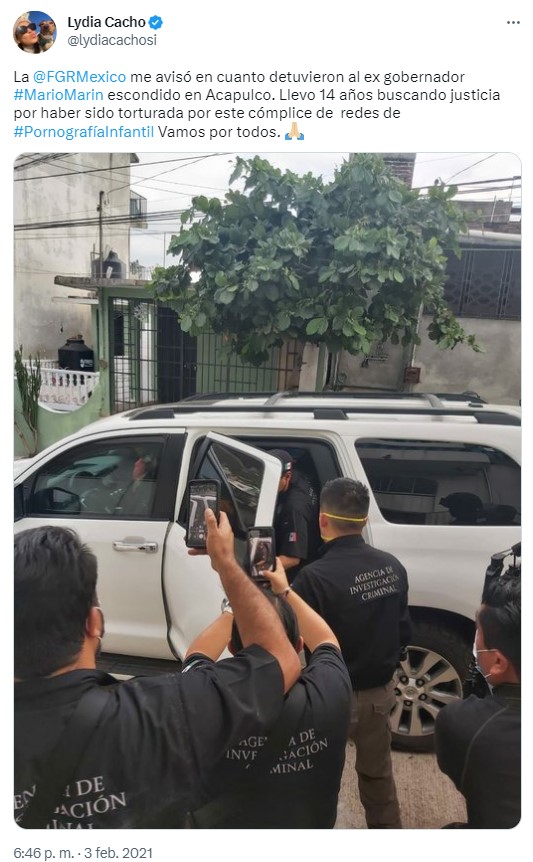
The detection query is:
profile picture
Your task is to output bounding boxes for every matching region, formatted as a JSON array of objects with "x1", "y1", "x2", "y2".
[{"x1": 13, "y1": 11, "x2": 57, "y2": 53}]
